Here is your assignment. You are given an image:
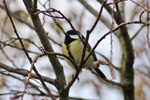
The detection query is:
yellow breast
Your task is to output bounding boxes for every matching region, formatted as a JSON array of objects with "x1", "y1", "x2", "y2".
[{"x1": 62, "y1": 39, "x2": 94, "y2": 68}]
